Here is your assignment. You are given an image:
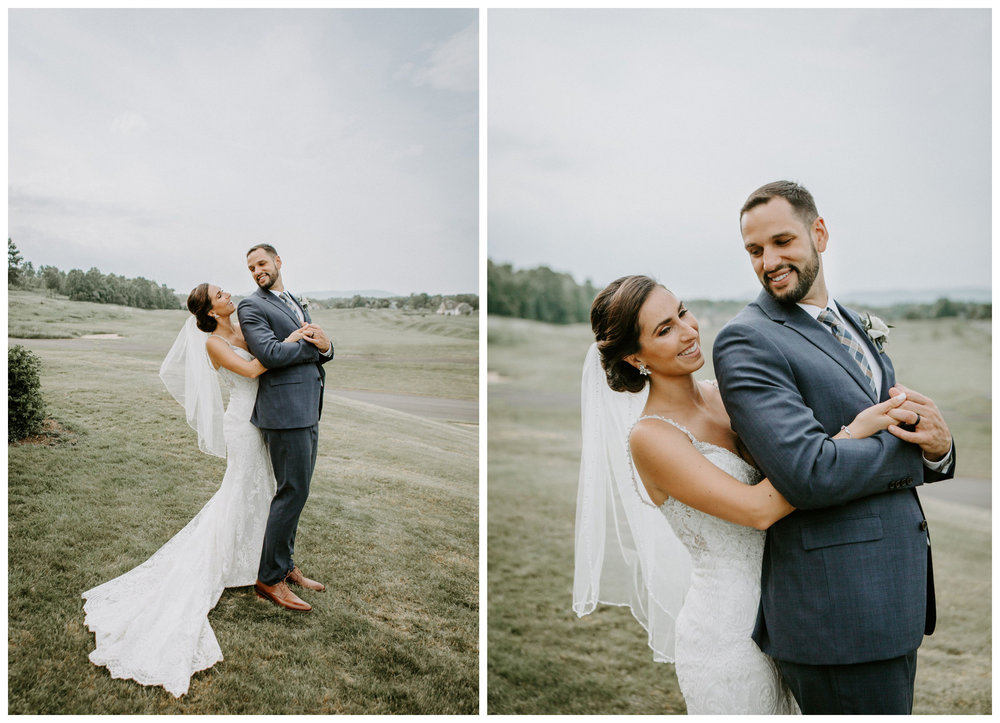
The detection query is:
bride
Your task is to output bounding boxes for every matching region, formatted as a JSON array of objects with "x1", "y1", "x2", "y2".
[
  {"x1": 82, "y1": 283, "x2": 314, "y2": 698},
  {"x1": 573, "y1": 275, "x2": 909, "y2": 714}
]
